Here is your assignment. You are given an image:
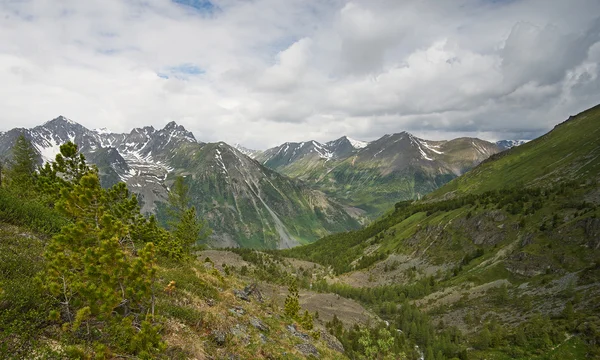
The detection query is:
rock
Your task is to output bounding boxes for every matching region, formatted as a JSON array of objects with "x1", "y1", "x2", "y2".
[
  {"x1": 230, "y1": 324, "x2": 250, "y2": 345},
  {"x1": 212, "y1": 330, "x2": 227, "y2": 346},
  {"x1": 489, "y1": 210, "x2": 506, "y2": 222},
  {"x1": 244, "y1": 283, "x2": 256, "y2": 294},
  {"x1": 320, "y1": 330, "x2": 344, "y2": 353},
  {"x1": 250, "y1": 317, "x2": 270, "y2": 332},
  {"x1": 206, "y1": 298, "x2": 215, "y2": 307},
  {"x1": 234, "y1": 283, "x2": 263, "y2": 303},
  {"x1": 295, "y1": 343, "x2": 319, "y2": 358},
  {"x1": 287, "y1": 324, "x2": 309, "y2": 340},
  {"x1": 259, "y1": 333, "x2": 268, "y2": 344},
  {"x1": 234, "y1": 289, "x2": 250, "y2": 302},
  {"x1": 520, "y1": 234, "x2": 534, "y2": 247},
  {"x1": 229, "y1": 306, "x2": 245, "y2": 317}
]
